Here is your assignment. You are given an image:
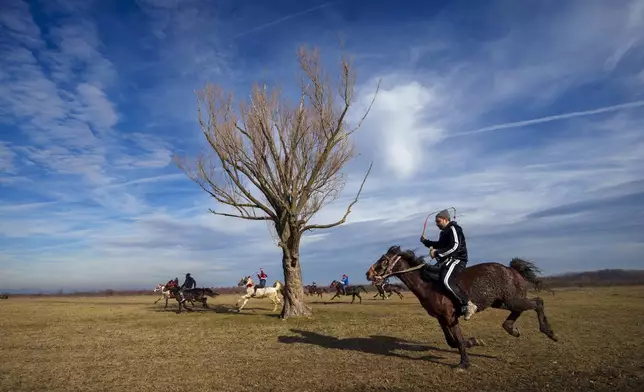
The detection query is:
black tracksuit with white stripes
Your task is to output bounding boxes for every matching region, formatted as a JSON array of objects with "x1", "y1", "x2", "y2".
[{"x1": 421, "y1": 221, "x2": 470, "y2": 307}]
